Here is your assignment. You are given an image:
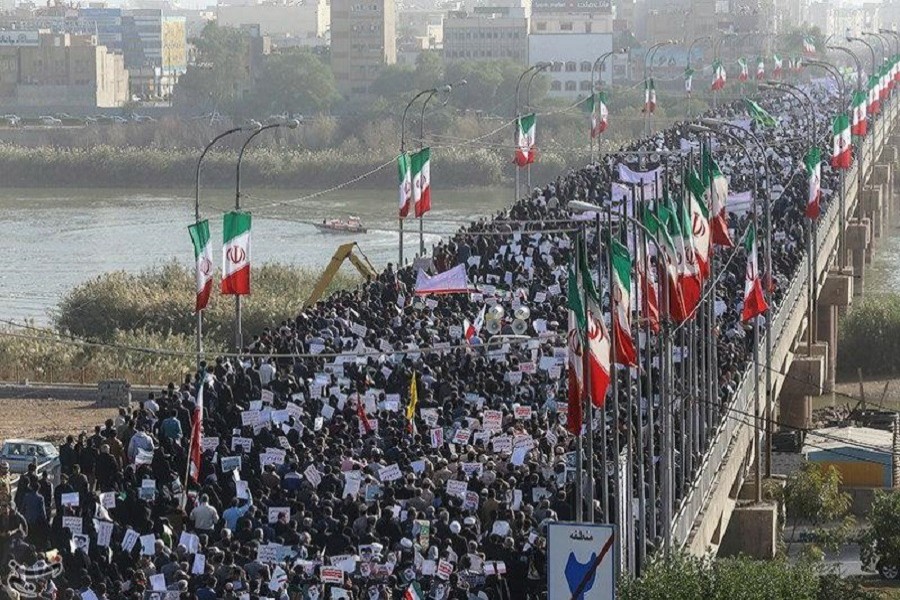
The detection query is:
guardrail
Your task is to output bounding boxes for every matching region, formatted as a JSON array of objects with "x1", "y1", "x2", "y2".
[{"x1": 672, "y1": 103, "x2": 896, "y2": 548}]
